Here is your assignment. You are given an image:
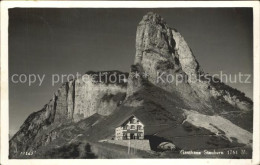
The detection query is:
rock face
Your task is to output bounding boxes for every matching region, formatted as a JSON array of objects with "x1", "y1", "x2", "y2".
[
  {"x1": 133, "y1": 12, "x2": 203, "y2": 109},
  {"x1": 9, "y1": 12, "x2": 253, "y2": 158},
  {"x1": 73, "y1": 71, "x2": 127, "y2": 121},
  {"x1": 9, "y1": 71, "x2": 128, "y2": 155},
  {"x1": 50, "y1": 71, "x2": 128, "y2": 122},
  {"x1": 131, "y1": 12, "x2": 252, "y2": 113}
]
